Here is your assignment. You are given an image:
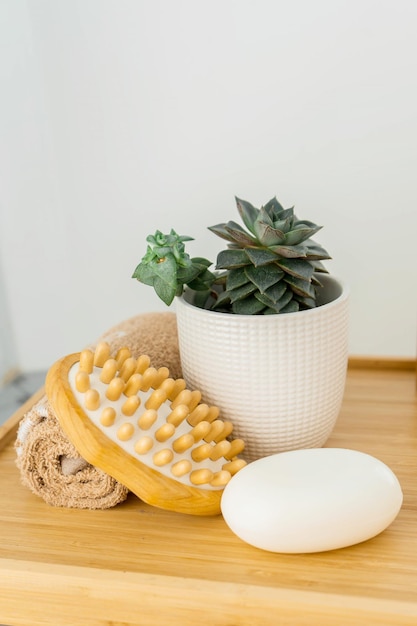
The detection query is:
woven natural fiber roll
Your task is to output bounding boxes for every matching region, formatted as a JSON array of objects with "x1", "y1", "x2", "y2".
[{"x1": 15, "y1": 397, "x2": 129, "y2": 509}]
